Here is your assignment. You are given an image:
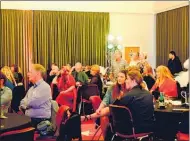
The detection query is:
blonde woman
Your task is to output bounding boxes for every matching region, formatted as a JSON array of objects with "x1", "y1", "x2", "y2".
[
  {"x1": 151, "y1": 65, "x2": 177, "y2": 98},
  {"x1": 89, "y1": 65, "x2": 103, "y2": 96},
  {"x1": 1, "y1": 66, "x2": 16, "y2": 90}
]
